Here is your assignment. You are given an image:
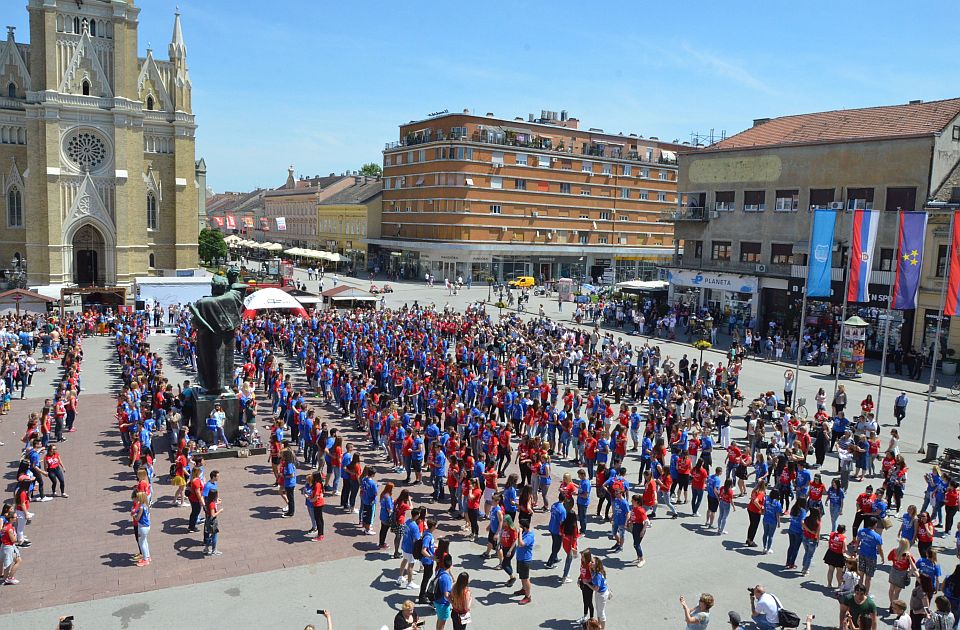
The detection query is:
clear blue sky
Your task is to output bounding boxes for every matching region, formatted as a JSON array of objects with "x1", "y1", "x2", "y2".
[{"x1": 10, "y1": 0, "x2": 960, "y2": 192}]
